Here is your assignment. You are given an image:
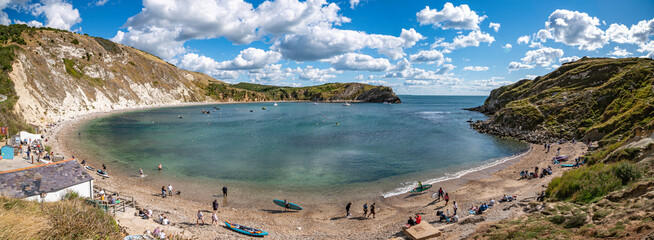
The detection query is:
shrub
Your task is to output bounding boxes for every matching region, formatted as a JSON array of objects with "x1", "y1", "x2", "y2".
[
  {"x1": 564, "y1": 214, "x2": 587, "y2": 228},
  {"x1": 71, "y1": 39, "x2": 79, "y2": 45},
  {"x1": 549, "y1": 215, "x2": 566, "y2": 224},
  {"x1": 546, "y1": 162, "x2": 642, "y2": 203},
  {"x1": 612, "y1": 161, "x2": 642, "y2": 184}
]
